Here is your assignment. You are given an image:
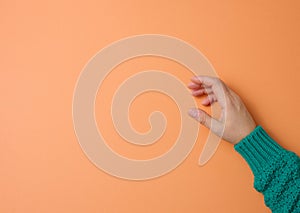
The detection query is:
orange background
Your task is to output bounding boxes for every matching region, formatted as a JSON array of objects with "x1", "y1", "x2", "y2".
[{"x1": 1, "y1": 0, "x2": 300, "y2": 212}]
